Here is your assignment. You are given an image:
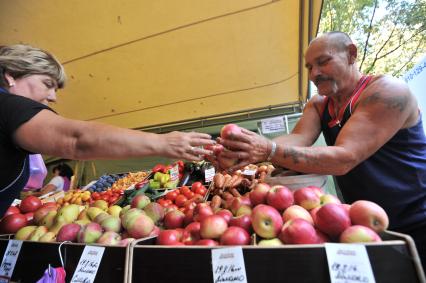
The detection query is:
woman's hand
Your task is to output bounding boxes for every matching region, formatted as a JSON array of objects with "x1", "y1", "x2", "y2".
[{"x1": 160, "y1": 131, "x2": 215, "y2": 161}]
